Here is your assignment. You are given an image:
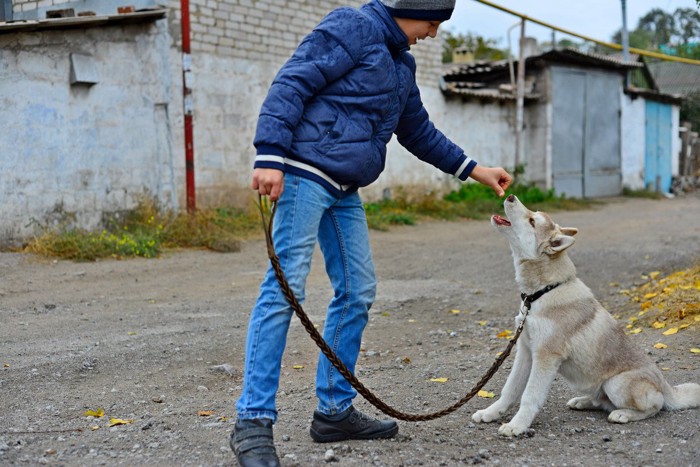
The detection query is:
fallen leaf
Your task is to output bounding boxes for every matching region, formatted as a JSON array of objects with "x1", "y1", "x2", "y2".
[
  {"x1": 649, "y1": 271, "x2": 661, "y2": 280},
  {"x1": 690, "y1": 348, "x2": 700, "y2": 354},
  {"x1": 198, "y1": 410, "x2": 215, "y2": 417},
  {"x1": 679, "y1": 324, "x2": 689, "y2": 330},
  {"x1": 127, "y1": 332, "x2": 137, "y2": 336},
  {"x1": 84, "y1": 408, "x2": 105, "y2": 418},
  {"x1": 402, "y1": 357, "x2": 411, "y2": 364},
  {"x1": 609, "y1": 282, "x2": 620, "y2": 287},
  {"x1": 652, "y1": 321, "x2": 667, "y2": 329},
  {"x1": 3, "y1": 363, "x2": 9, "y2": 368},
  {"x1": 643, "y1": 293, "x2": 658, "y2": 299},
  {"x1": 381, "y1": 312, "x2": 390, "y2": 317},
  {"x1": 90, "y1": 425, "x2": 100, "y2": 431},
  {"x1": 496, "y1": 330, "x2": 513, "y2": 338},
  {"x1": 477, "y1": 320, "x2": 488, "y2": 326},
  {"x1": 629, "y1": 328, "x2": 642, "y2": 334},
  {"x1": 292, "y1": 365, "x2": 304, "y2": 370},
  {"x1": 450, "y1": 309, "x2": 461, "y2": 314},
  {"x1": 218, "y1": 416, "x2": 230, "y2": 422},
  {"x1": 430, "y1": 377, "x2": 448, "y2": 383},
  {"x1": 662, "y1": 327, "x2": 678, "y2": 336},
  {"x1": 108, "y1": 418, "x2": 133, "y2": 427},
  {"x1": 477, "y1": 390, "x2": 495, "y2": 398},
  {"x1": 653, "y1": 343, "x2": 667, "y2": 349},
  {"x1": 408, "y1": 319, "x2": 416, "y2": 323},
  {"x1": 661, "y1": 367, "x2": 671, "y2": 371}
]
